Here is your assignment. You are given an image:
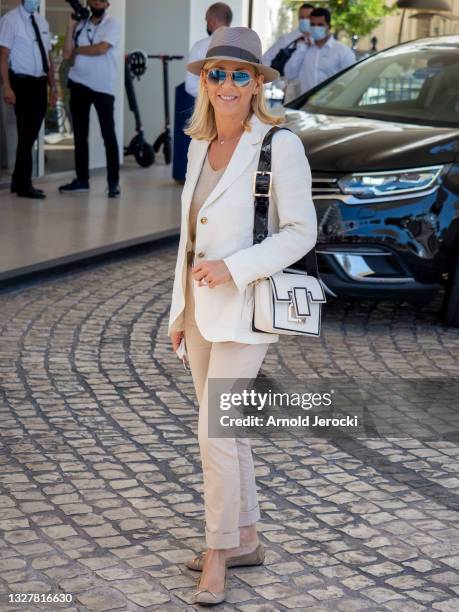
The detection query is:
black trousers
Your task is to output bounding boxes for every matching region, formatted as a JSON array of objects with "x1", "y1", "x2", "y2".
[
  {"x1": 10, "y1": 72, "x2": 47, "y2": 191},
  {"x1": 68, "y1": 79, "x2": 119, "y2": 185}
]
